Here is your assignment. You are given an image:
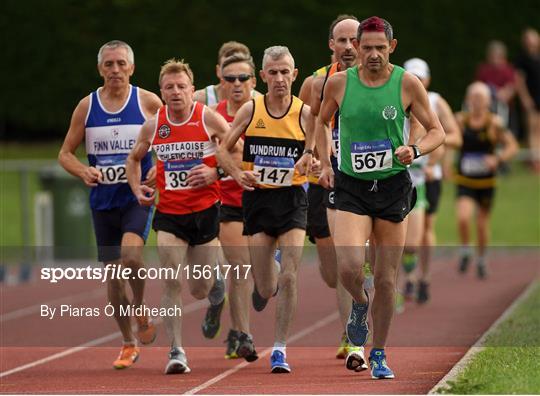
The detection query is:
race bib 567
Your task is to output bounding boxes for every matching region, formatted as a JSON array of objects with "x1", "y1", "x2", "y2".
[{"x1": 350, "y1": 139, "x2": 392, "y2": 173}]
